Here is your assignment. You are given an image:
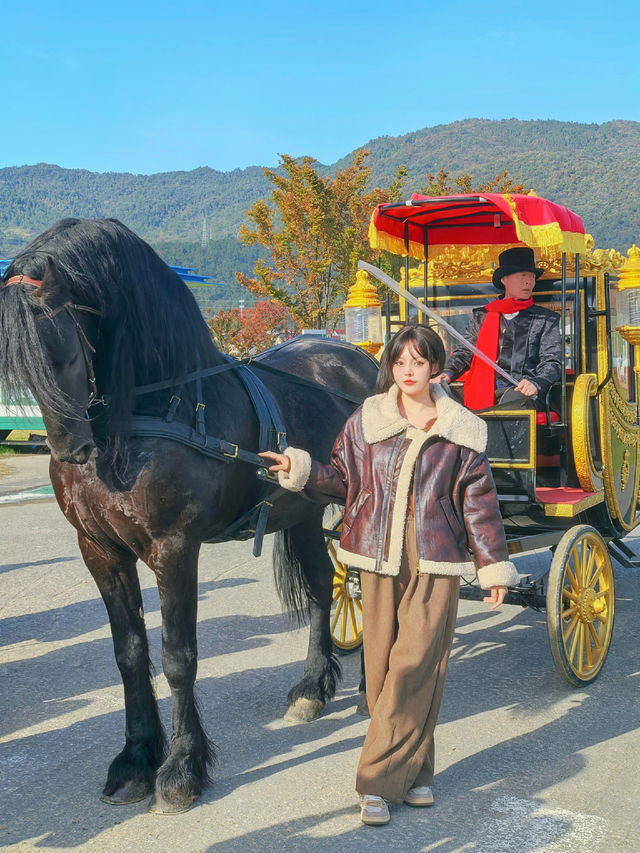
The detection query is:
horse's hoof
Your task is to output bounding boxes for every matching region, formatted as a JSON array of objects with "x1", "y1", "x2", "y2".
[
  {"x1": 356, "y1": 693, "x2": 370, "y2": 717},
  {"x1": 100, "y1": 778, "x2": 153, "y2": 805},
  {"x1": 284, "y1": 697, "x2": 324, "y2": 722},
  {"x1": 148, "y1": 791, "x2": 196, "y2": 815}
]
